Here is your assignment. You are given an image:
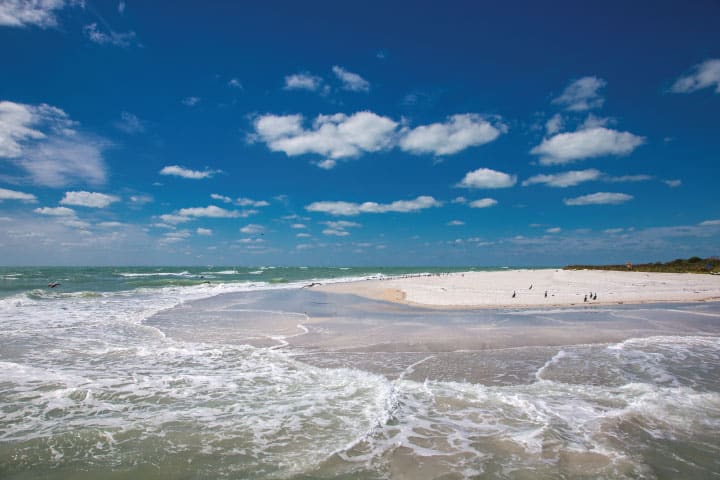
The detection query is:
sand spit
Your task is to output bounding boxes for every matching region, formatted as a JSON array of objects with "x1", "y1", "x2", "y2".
[{"x1": 317, "y1": 269, "x2": 720, "y2": 308}]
